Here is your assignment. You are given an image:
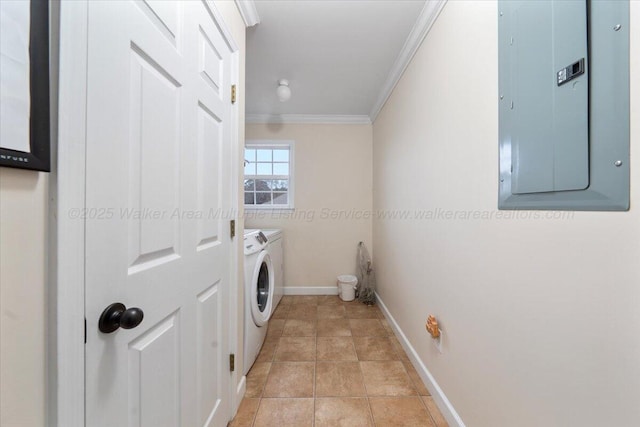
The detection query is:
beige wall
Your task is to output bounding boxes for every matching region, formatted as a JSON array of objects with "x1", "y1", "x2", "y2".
[
  {"x1": 372, "y1": 1, "x2": 640, "y2": 426},
  {"x1": 0, "y1": 170, "x2": 49, "y2": 426},
  {"x1": 246, "y1": 123, "x2": 373, "y2": 288}
]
